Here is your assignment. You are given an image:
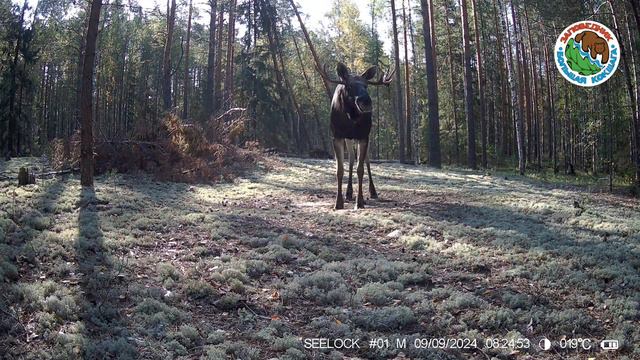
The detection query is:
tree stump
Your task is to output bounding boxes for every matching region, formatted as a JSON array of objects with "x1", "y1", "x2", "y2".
[{"x1": 18, "y1": 167, "x2": 36, "y2": 186}]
